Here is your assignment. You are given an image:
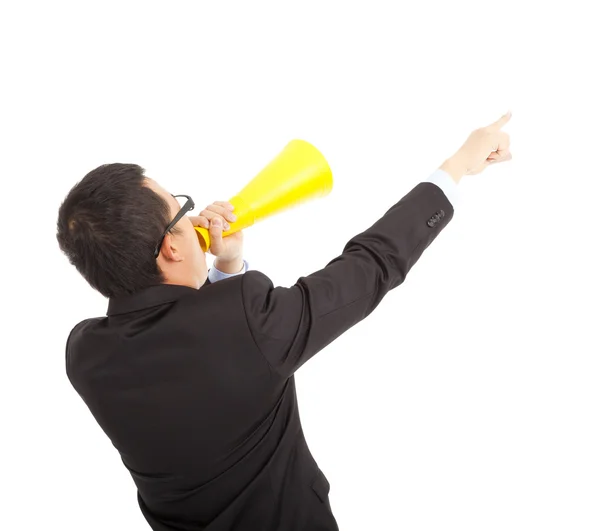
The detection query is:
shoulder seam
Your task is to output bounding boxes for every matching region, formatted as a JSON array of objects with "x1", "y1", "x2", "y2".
[{"x1": 240, "y1": 271, "x2": 277, "y2": 376}]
